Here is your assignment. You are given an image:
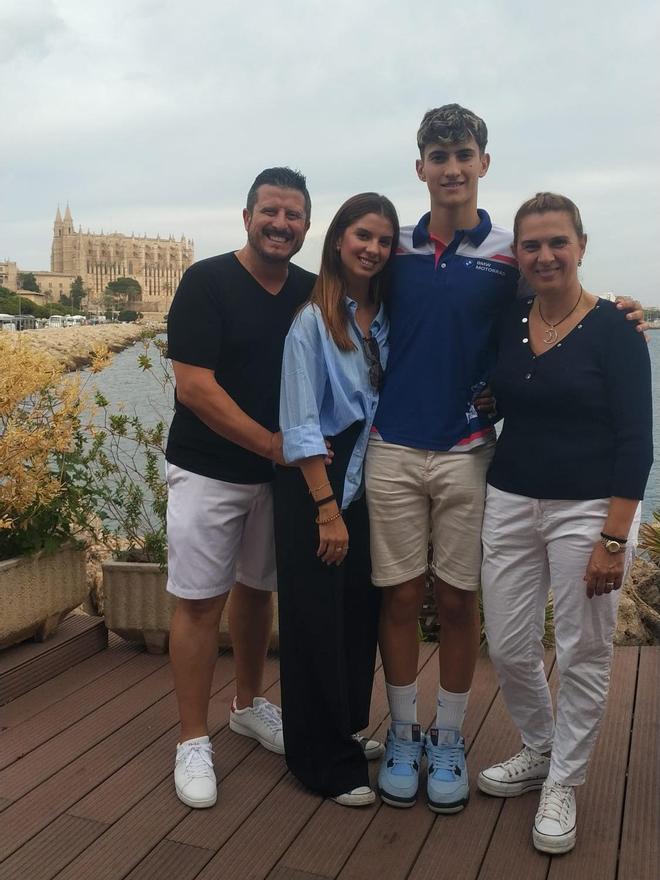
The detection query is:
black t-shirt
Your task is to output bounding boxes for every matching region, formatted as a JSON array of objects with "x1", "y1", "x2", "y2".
[{"x1": 166, "y1": 252, "x2": 316, "y2": 483}]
